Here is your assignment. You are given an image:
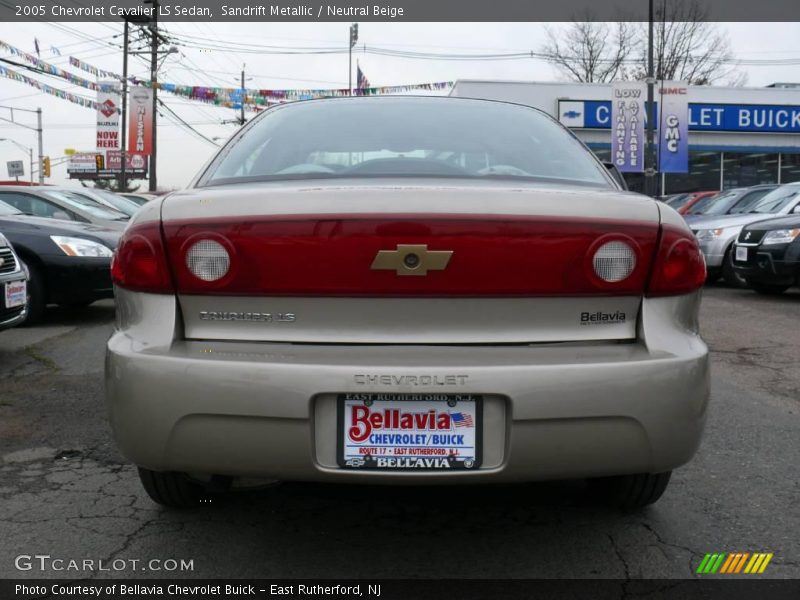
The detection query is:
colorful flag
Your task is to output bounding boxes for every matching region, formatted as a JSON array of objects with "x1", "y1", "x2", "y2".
[{"x1": 451, "y1": 413, "x2": 474, "y2": 428}]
